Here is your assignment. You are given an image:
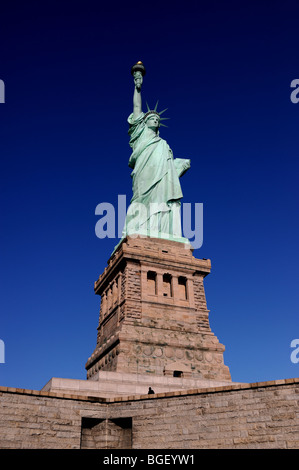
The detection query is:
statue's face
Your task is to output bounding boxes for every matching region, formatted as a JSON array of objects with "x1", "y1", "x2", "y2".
[{"x1": 145, "y1": 114, "x2": 160, "y2": 130}]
